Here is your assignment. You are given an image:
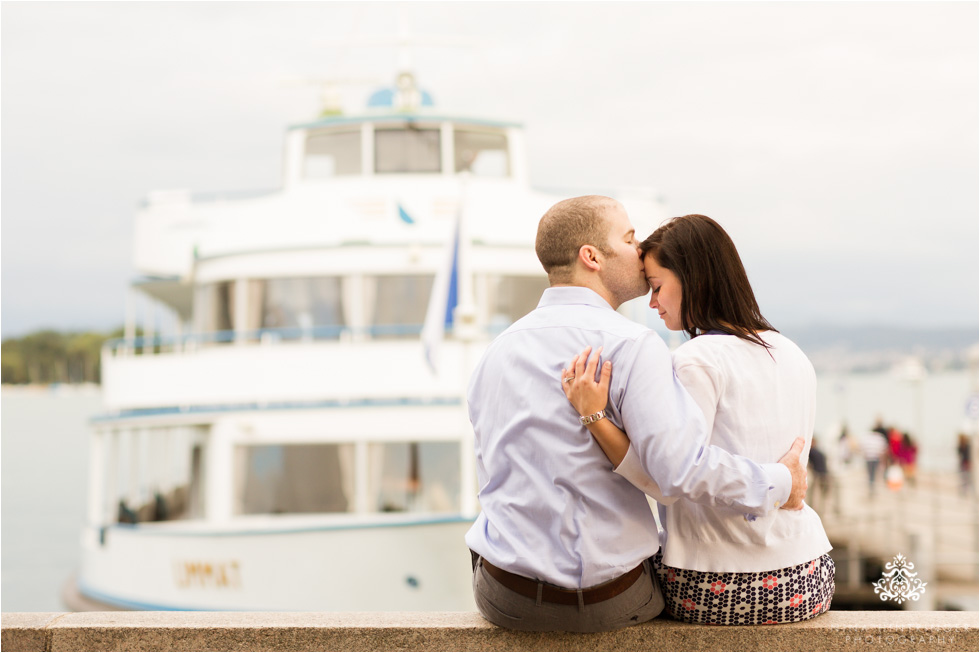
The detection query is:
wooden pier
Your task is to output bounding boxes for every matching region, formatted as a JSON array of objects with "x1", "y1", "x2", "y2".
[{"x1": 811, "y1": 462, "x2": 978, "y2": 610}]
